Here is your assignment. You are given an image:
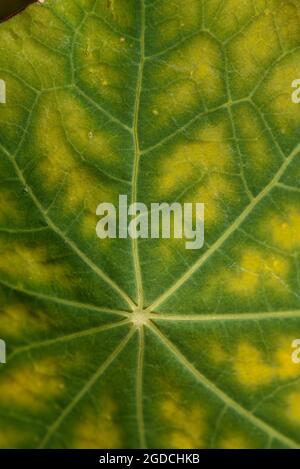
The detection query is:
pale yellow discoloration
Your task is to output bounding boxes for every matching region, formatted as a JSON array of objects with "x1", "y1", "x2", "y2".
[
  {"x1": 268, "y1": 0, "x2": 300, "y2": 49},
  {"x1": 234, "y1": 336, "x2": 300, "y2": 388},
  {"x1": 226, "y1": 248, "x2": 290, "y2": 295},
  {"x1": 191, "y1": 173, "x2": 236, "y2": 227},
  {"x1": 274, "y1": 336, "x2": 300, "y2": 380},
  {"x1": 36, "y1": 92, "x2": 116, "y2": 177},
  {"x1": 158, "y1": 121, "x2": 233, "y2": 195},
  {"x1": 0, "y1": 303, "x2": 47, "y2": 338},
  {"x1": 78, "y1": 177, "x2": 121, "y2": 240},
  {"x1": 212, "y1": 0, "x2": 263, "y2": 40},
  {"x1": 77, "y1": 15, "x2": 133, "y2": 104},
  {"x1": 260, "y1": 54, "x2": 300, "y2": 136},
  {"x1": 169, "y1": 36, "x2": 222, "y2": 99},
  {"x1": 263, "y1": 206, "x2": 300, "y2": 252},
  {"x1": 35, "y1": 93, "x2": 117, "y2": 220},
  {"x1": 151, "y1": 81, "x2": 201, "y2": 131},
  {"x1": 0, "y1": 75, "x2": 33, "y2": 143},
  {"x1": 96, "y1": 0, "x2": 136, "y2": 31},
  {"x1": 285, "y1": 390, "x2": 300, "y2": 424},
  {"x1": 204, "y1": 0, "x2": 226, "y2": 24},
  {"x1": 36, "y1": 94, "x2": 77, "y2": 187},
  {"x1": 219, "y1": 433, "x2": 253, "y2": 449},
  {"x1": 0, "y1": 241, "x2": 69, "y2": 287},
  {"x1": 149, "y1": 0, "x2": 202, "y2": 49},
  {"x1": 161, "y1": 395, "x2": 206, "y2": 448},
  {"x1": 57, "y1": 93, "x2": 117, "y2": 163},
  {"x1": 234, "y1": 105, "x2": 274, "y2": 177},
  {"x1": 150, "y1": 34, "x2": 223, "y2": 129},
  {"x1": 0, "y1": 0, "x2": 299, "y2": 451},
  {"x1": 0, "y1": 426, "x2": 27, "y2": 448},
  {"x1": 72, "y1": 396, "x2": 121, "y2": 448},
  {"x1": 50, "y1": 0, "x2": 84, "y2": 27},
  {"x1": 28, "y1": 4, "x2": 70, "y2": 51},
  {"x1": 234, "y1": 342, "x2": 274, "y2": 387},
  {"x1": 0, "y1": 191, "x2": 24, "y2": 224},
  {"x1": 79, "y1": 63, "x2": 125, "y2": 104},
  {"x1": 210, "y1": 342, "x2": 228, "y2": 365},
  {"x1": 0, "y1": 359, "x2": 64, "y2": 411},
  {"x1": 229, "y1": 13, "x2": 280, "y2": 95},
  {"x1": 59, "y1": 160, "x2": 116, "y2": 223},
  {"x1": 151, "y1": 242, "x2": 178, "y2": 267},
  {"x1": 0, "y1": 15, "x2": 69, "y2": 89},
  {"x1": 79, "y1": 16, "x2": 130, "y2": 64}
]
